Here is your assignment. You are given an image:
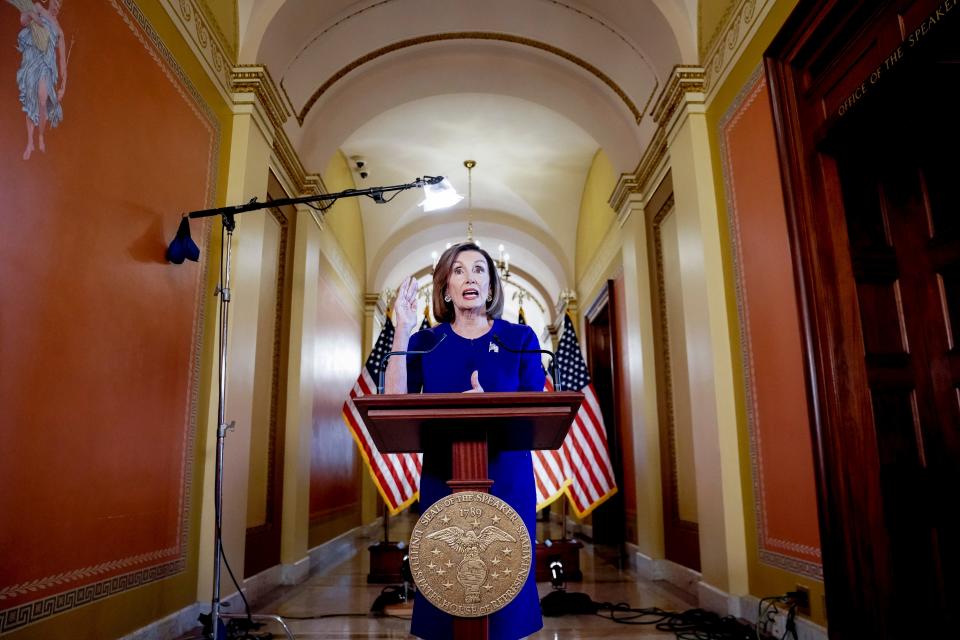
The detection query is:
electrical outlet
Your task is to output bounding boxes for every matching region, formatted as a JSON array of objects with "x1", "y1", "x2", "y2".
[
  {"x1": 792, "y1": 584, "x2": 811, "y2": 616},
  {"x1": 769, "y1": 608, "x2": 788, "y2": 638}
]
